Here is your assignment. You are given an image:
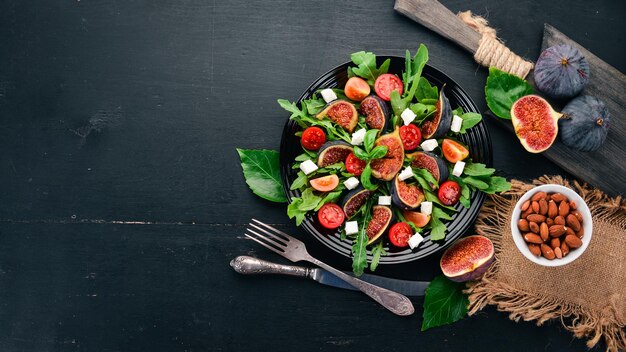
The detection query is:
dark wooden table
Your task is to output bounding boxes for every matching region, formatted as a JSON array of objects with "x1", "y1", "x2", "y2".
[{"x1": 0, "y1": 1, "x2": 623, "y2": 351}]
